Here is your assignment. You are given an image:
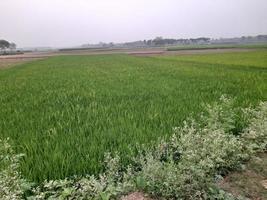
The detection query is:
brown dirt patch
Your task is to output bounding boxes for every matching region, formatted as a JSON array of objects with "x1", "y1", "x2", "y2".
[
  {"x1": 0, "y1": 57, "x2": 41, "y2": 69},
  {"x1": 219, "y1": 153, "x2": 267, "y2": 200},
  {"x1": 0, "y1": 52, "x2": 54, "y2": 69},
  {"x1": 121, "y1": 192, "x2": 153, "y2": 200}
]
